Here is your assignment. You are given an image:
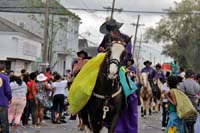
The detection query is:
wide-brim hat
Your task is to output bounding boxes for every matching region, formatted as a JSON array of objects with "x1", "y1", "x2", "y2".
[
  {"x1": 100, "y1": 19, "x2": 123, "y2": 34},
  {"x1": 37, "y1": 73, "x2": 47, "y2": 81},
  {"x1": 156, "y1": 63, "x2": 161, "y2": 68},
  {"x1": 77, "y1": 50, "x2": 88, "y2": 57},
  {"x1": 144, "y1": 60, "x2": 152, "y2": 66}
]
